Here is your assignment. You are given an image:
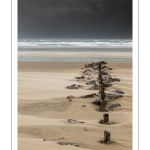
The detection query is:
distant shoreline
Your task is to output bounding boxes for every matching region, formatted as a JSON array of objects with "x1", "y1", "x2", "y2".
[{"x1": 18, "y1": 47, "x2": 132, "y2": 52}]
